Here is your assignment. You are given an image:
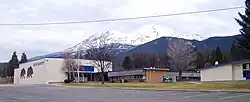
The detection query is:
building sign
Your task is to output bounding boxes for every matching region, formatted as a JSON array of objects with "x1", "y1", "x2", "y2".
[
  {"x1": 33, "y1": 61, "x2": 45, "y2": 67},
  {"x1": 80, "y1": 65, "x2": 94, "y2": 72}
]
